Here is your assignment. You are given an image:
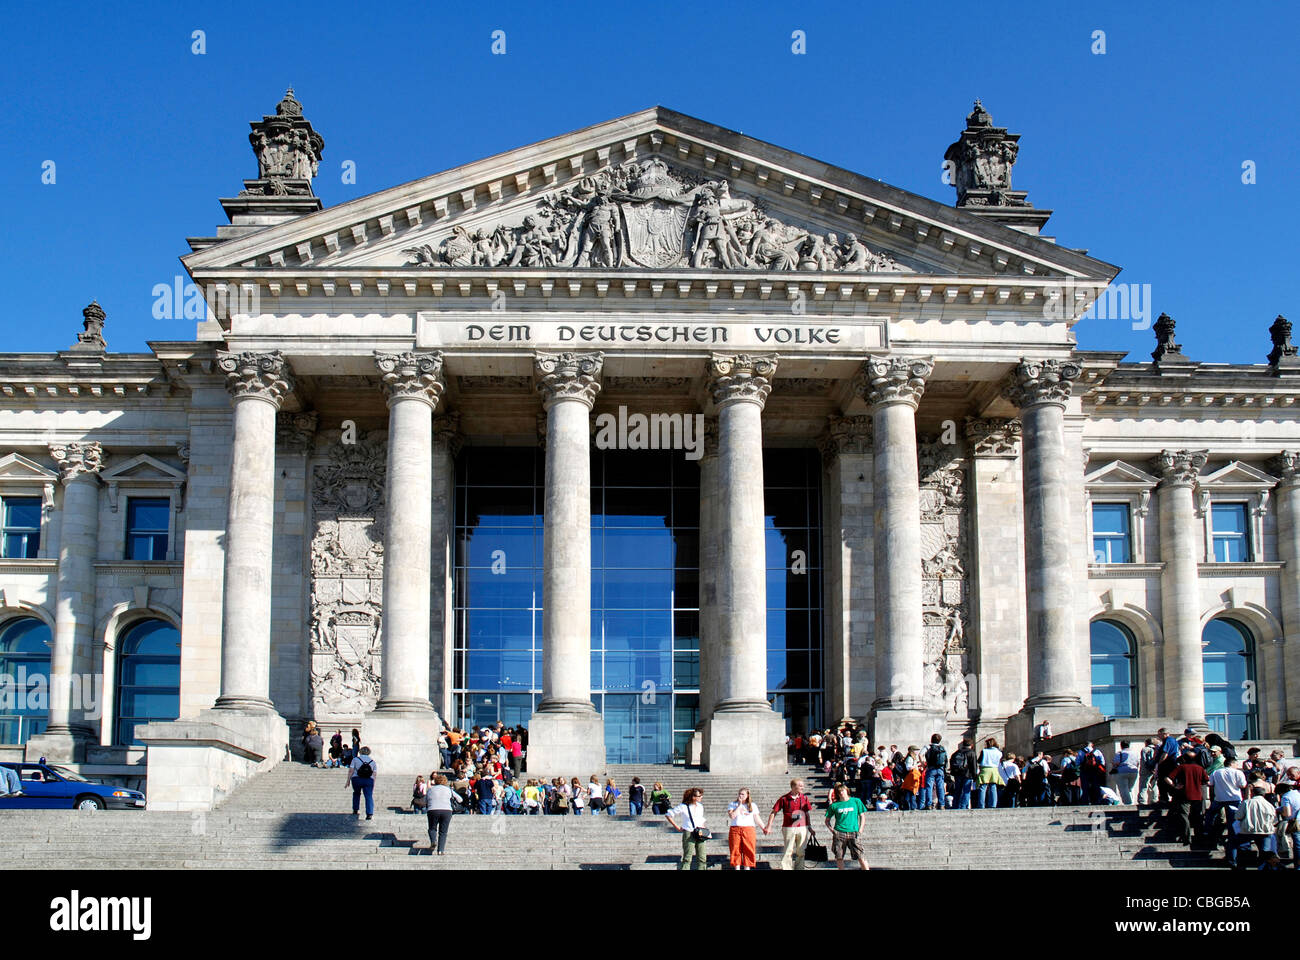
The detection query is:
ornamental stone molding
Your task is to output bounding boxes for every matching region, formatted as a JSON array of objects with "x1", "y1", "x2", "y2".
[
  {"x1": 534, "y1": 352, "x2": 604, "y2": 408},
  {"x1": 216, "y1": 350, "x2": 296, "y2": 406},
  {"x1": 276, "y1": 411, "x2": 320, "y2": 453},
  {"x1": 706, "y1": 353, "x2": 778, "y2": 408},
  {"x1": 49, "y1": 442, "x2": 104, "y2": 484},
  {"x1": 433, "y1": 411, "x2": 464, "y2": 459},
  {"x1": 1002, "y1": 358, "x2": 1081, "y2": 409},
  {"x1": 402, "y1": 157, "x2": 907, "y2": 274},
  {"x1": 964, "y1": 417, "x2": 1022, "y2": 458},
  {"x1": 1269, "y1": 451, "x2": 1300, "y2": 483},
  {"x1": 854, "y1": 357, "x2": 933, "y2": 409},
  {"x1": 817, "y1": 415, "x2": 873, "y2": 463},
  {"x1": 375, "y1": 351, "x2": 446, "y2": 407},
  {"x1": 1152, "y1": 449, "x2": 1208, "y2": 487},
  {"x1": 701, "y1": 416, "x2": 720, "y2": 460}
]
